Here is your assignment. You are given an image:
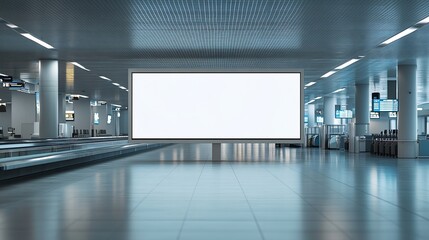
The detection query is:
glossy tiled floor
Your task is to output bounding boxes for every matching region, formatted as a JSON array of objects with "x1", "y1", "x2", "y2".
[{"x1": 1, "y1": 143, "x2": 429, "y2": 240}]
